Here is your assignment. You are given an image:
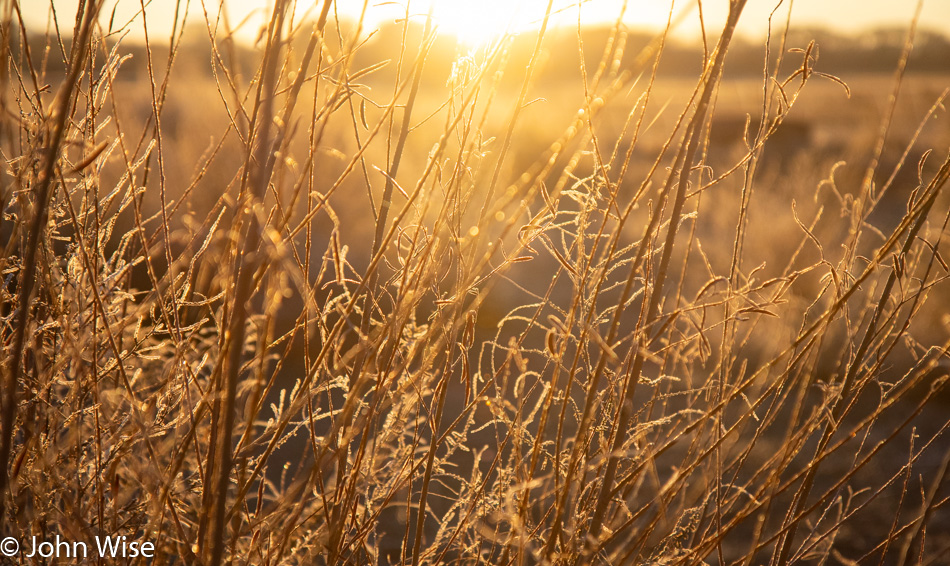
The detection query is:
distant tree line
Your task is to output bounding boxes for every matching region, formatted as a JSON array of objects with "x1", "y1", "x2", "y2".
[
  {"x1": 533, "y1": 25, "x2": 950, "y2": 80},
  {"x1": 17, "y1": 22, "x2": 950, "y2": 85}
]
